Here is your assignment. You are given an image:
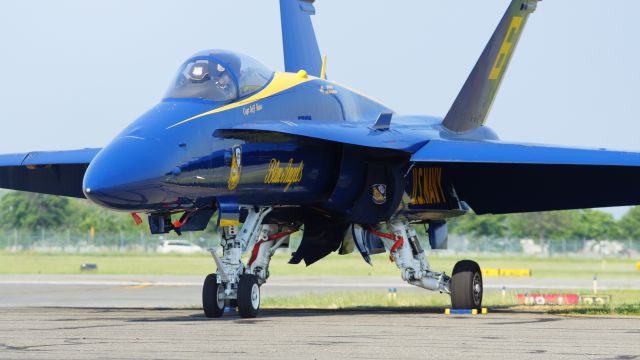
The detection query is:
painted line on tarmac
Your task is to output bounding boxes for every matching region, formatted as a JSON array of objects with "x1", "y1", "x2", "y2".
[{"x1": 0, "y1": 280, "x2": 197, "y2": 286}]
